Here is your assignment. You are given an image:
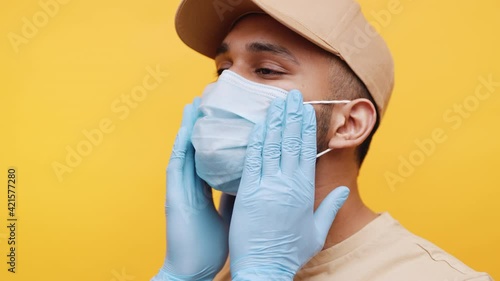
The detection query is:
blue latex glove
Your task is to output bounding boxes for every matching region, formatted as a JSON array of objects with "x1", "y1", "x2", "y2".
[
  {"x1": 229, "y1": 90, "x2": 350, "y2": 281},
  {"x1": 151, "y1": 98, "x2": 229, "y2": 281}
]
